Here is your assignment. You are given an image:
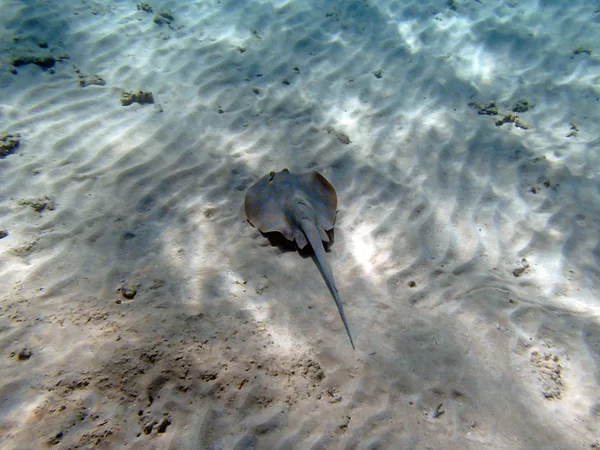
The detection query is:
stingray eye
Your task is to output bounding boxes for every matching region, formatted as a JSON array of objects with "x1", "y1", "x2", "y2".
[{"x1": 268, "y1": 171, "x2": 275, "y2": 182}]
